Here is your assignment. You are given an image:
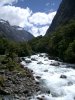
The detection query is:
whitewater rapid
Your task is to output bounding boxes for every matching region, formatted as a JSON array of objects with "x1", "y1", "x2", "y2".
[{"x1": 21, "y1": 53, "x2": 75, "y2": 100}]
